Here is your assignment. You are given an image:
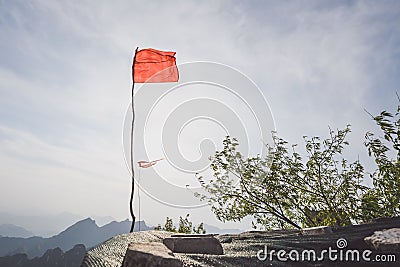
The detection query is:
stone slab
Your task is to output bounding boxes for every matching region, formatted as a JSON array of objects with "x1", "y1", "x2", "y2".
[
  {"x1": 122, "y1": 242, "x2": 182, "y2": 267},
  {"x1": 171, "y1": 234, "x2": 217, "y2": 238},
  {"x1": 163, "y1": 236, "x2": 223, "y2": 255}
]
